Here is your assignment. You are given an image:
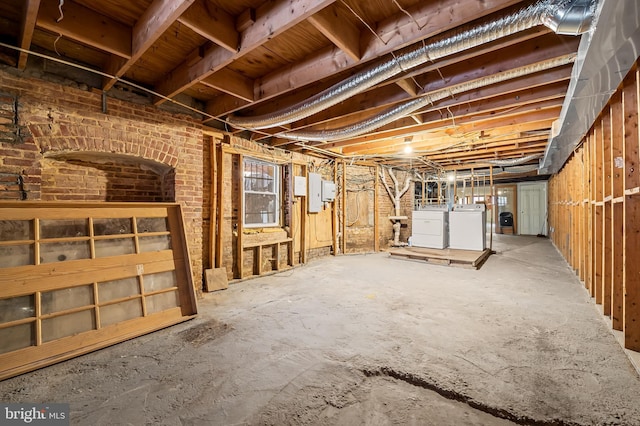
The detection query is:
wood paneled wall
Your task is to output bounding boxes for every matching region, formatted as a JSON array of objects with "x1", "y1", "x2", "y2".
[{"x1": 549, "y1": 64, "x2": 640, "y2": 351}]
